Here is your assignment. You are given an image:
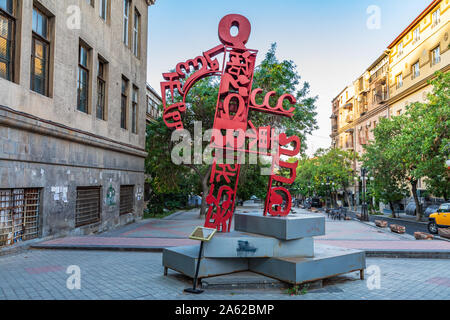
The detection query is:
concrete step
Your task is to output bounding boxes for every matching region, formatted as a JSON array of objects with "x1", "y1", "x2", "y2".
[
  {"x1": 249, "y1": 244, "x2": 366, "y2": 285},
  {"x1": 162, "y1": 245, "x2": 248, "y2": 279},
  {"x1": 201, "y1": 271, "x2": 287, "y2": 290},
  {"x1": 203, "y1": 231, "x2": 314, "y2": 258},
  {"x1": 234, "y1": 211, "x2": 325, "y2": 240}
]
